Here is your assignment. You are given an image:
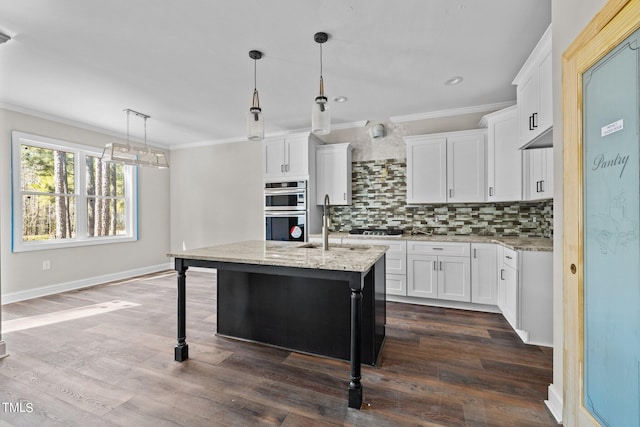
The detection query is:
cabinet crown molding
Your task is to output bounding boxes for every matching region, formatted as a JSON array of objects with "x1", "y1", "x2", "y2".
[{"x1": 512, "y1": 23, "x2": 552, "y2": 86}]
